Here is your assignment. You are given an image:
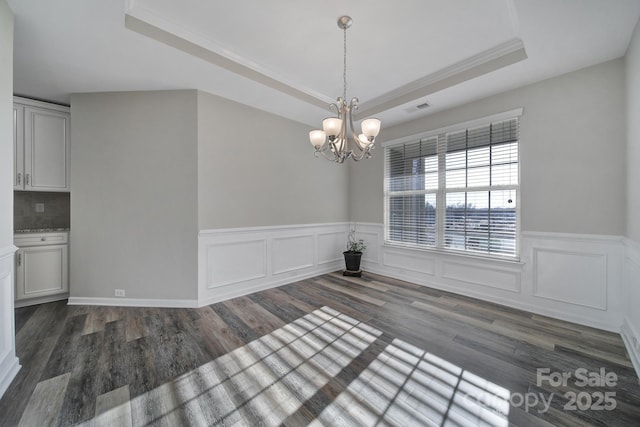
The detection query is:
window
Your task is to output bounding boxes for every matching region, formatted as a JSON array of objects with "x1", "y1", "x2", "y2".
[{"x1": 384, "y1": 113, "x2": 520, "y2": 258}]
